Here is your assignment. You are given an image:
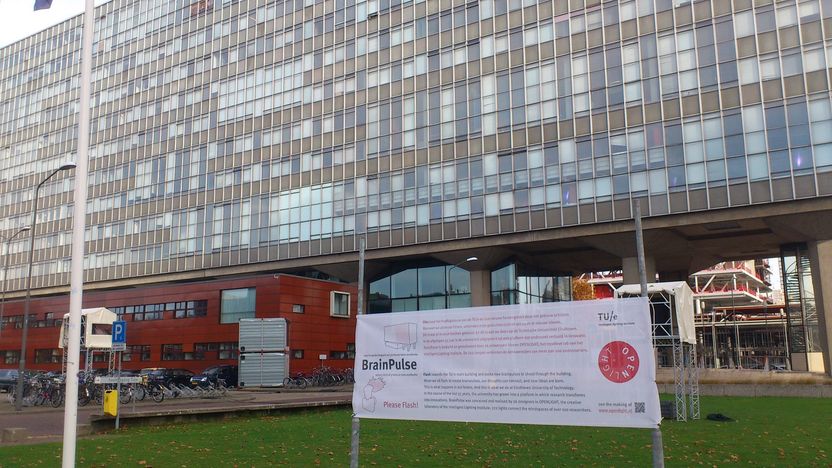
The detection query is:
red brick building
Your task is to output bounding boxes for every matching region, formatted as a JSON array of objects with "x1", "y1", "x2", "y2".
[{"x1": 0, "y1": 274, "x2": 357, "y2": 375}]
